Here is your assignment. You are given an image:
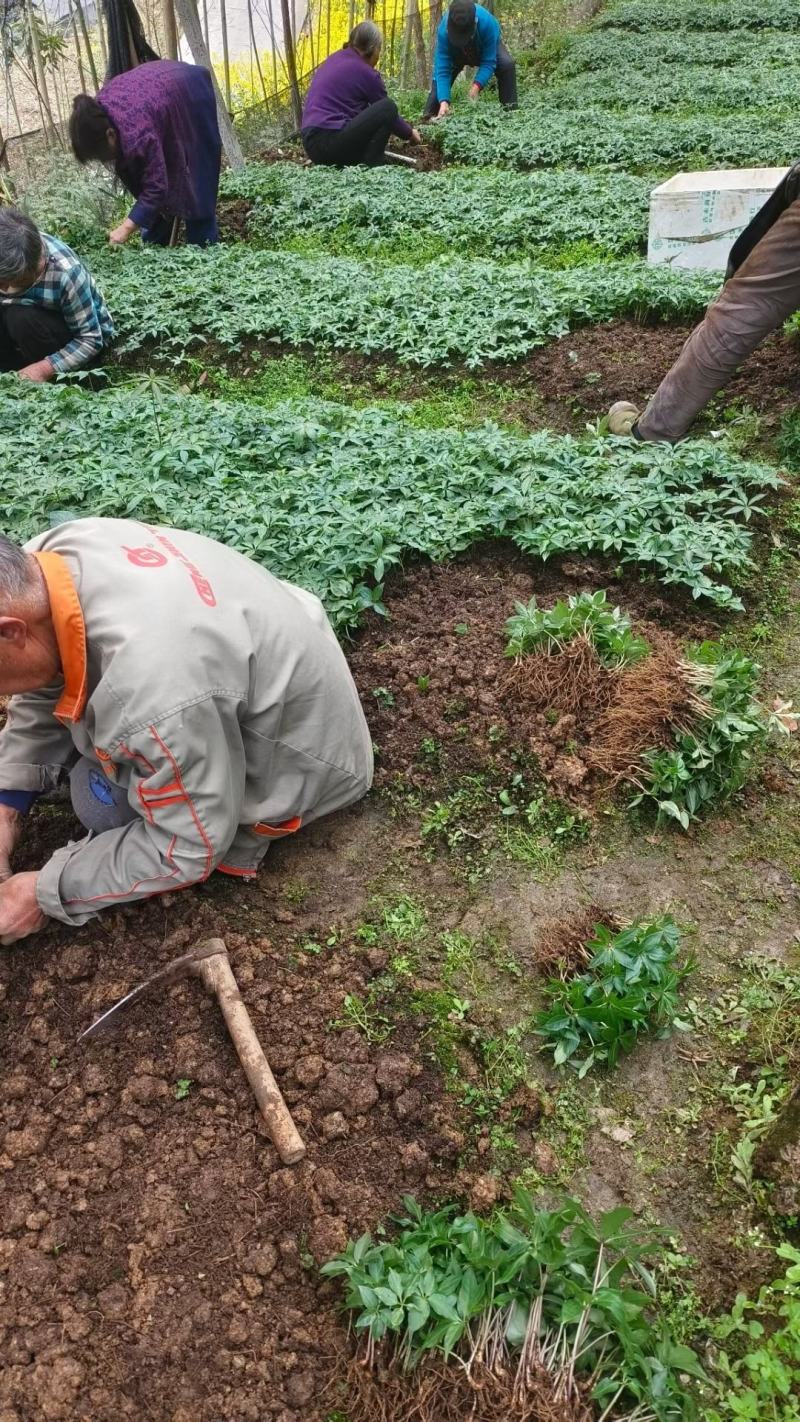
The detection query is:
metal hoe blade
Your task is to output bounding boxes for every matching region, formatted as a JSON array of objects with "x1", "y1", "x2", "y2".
[{"x1": 77, "y1": 940, "x2": 223, "y2": 1042}]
